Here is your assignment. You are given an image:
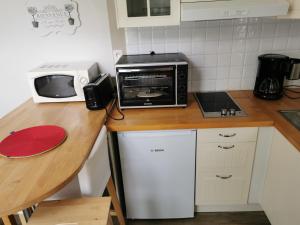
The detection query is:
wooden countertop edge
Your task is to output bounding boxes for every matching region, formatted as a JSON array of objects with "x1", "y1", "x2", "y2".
[{"x1": 107, "y1": 120, "x2": 274, "y2": 132}]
